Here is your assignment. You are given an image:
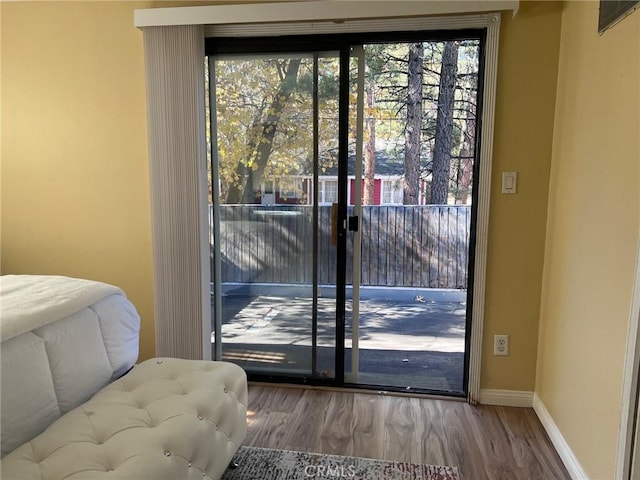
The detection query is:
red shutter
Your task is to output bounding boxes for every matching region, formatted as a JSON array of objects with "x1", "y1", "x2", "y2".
[{"x1": 374, "y1": 179, "x2": 381, "y2": 205}]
